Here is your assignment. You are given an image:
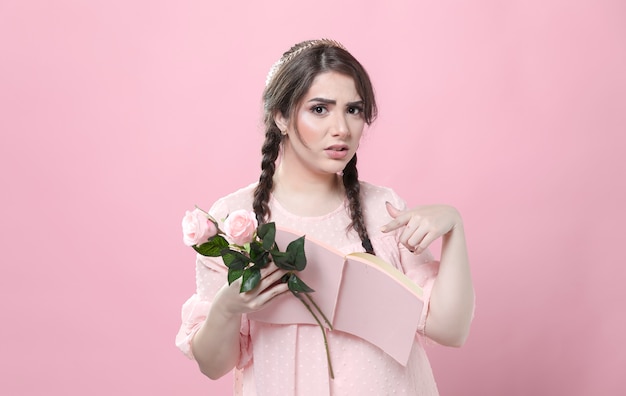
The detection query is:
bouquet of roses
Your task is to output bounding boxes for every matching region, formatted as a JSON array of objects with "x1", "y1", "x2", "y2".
[{"x1": 182, "y1": 207, "x2": 335, "y2": 378}]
